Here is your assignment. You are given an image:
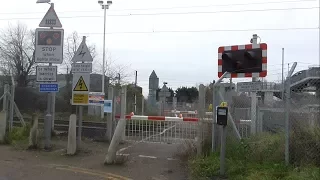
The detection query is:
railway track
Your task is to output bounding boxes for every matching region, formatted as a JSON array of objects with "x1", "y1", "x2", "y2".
[{"x1": 13, "y1": 117, "x2": 107, "y2": 138}]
